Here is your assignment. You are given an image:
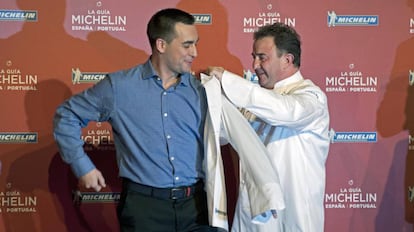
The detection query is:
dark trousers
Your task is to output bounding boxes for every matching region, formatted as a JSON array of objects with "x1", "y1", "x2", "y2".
[{"x1": 117, "y1": 180, "x2": 219, "y2": 232}]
